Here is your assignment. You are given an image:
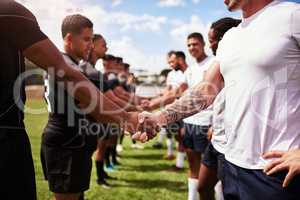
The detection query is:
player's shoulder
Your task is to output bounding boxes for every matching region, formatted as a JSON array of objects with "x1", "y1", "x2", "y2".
[
  {"x1": 0, "y1": 1, "x2": 37, "y2": 22},
  {"x1": 203, "y1": 56, "x2": 216, "y2": 70},
  {"x1": 274, "y1": 1, "x2": 300, "y2": 11},
  {"x1": 267, "y1": 1, "x2": 300, "y2": 20},
  {"x1": 62, "y1": 53, "x2": 79, "y2": 68},
  {"x1": 184, "y1": 64, "x2": 194, "y2": 75}
]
